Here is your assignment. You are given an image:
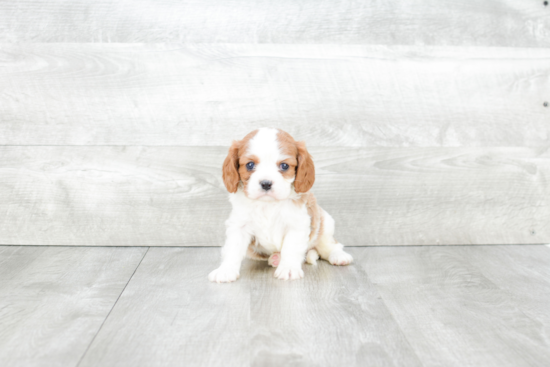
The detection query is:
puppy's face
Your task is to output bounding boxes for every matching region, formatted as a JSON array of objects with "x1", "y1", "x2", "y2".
[{"x1": 222, "y1": 128, "x2": 315, "y2": 201}]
